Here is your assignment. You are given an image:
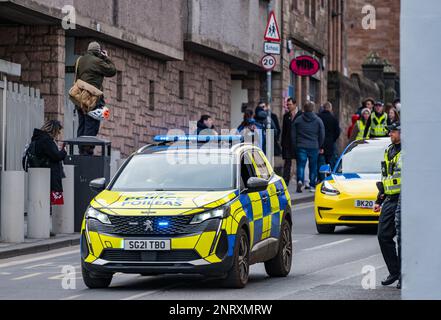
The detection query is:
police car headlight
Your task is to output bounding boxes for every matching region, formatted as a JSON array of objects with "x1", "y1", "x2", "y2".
[
  {"x1": 85, "y1": 207, "x2": 111, "y2": 225},
  {"x1": 190, "y1": 206, "x2": 230, "y2": 225},
  {"x1": 321, "y1": 181, "x2": 340, "y2": 196}
]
